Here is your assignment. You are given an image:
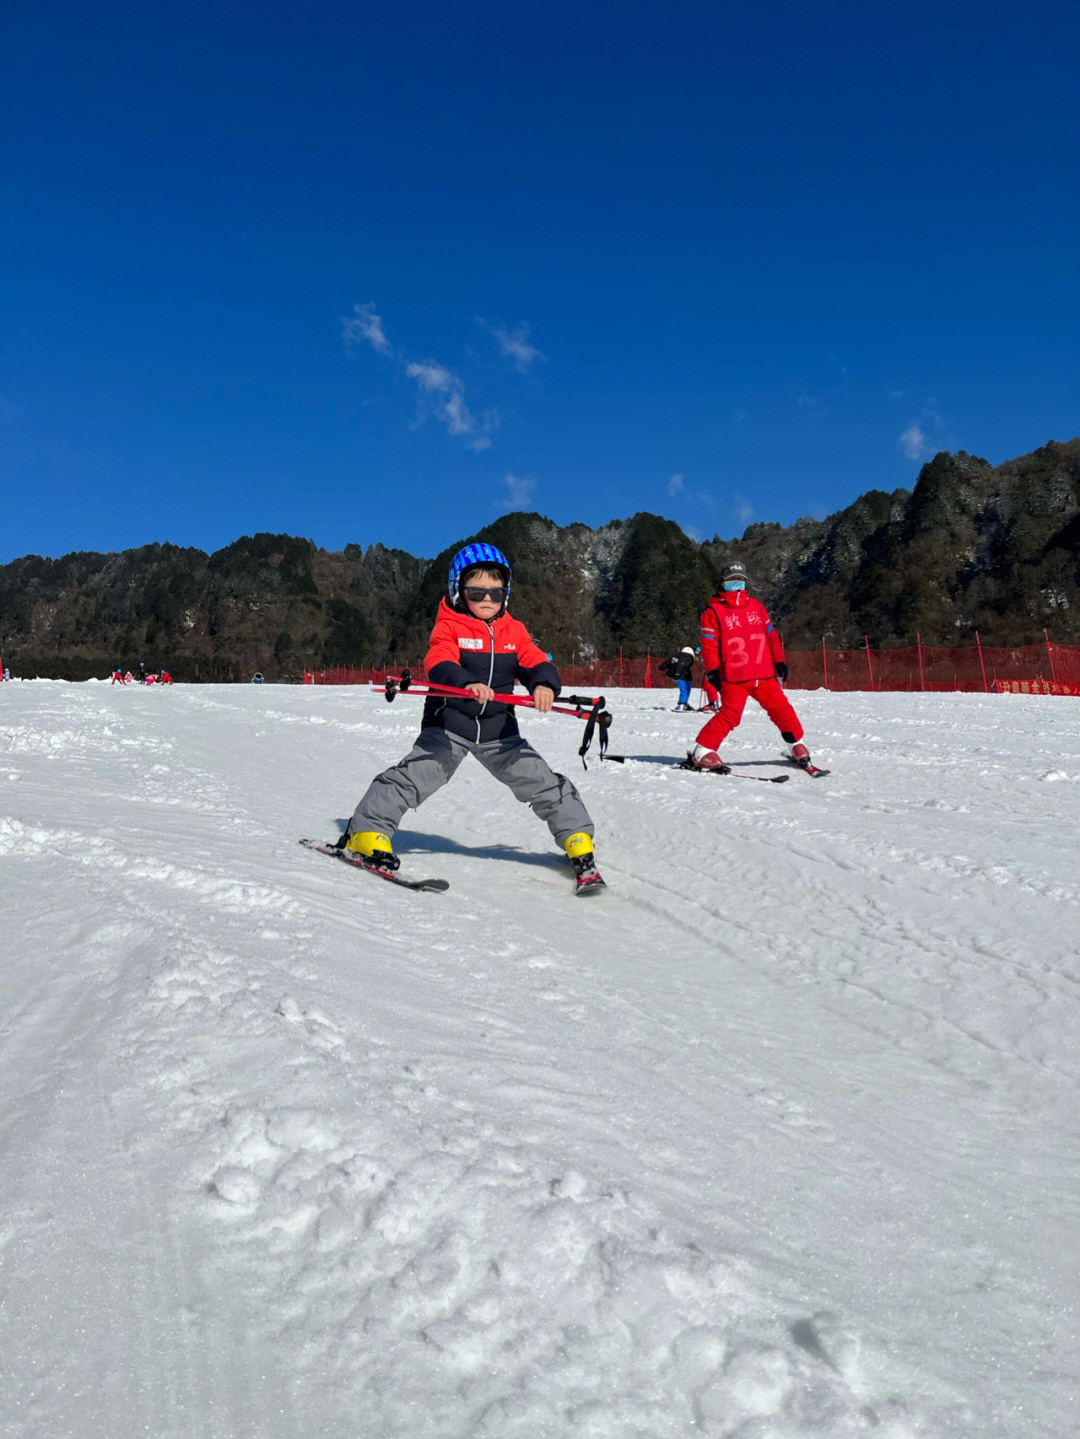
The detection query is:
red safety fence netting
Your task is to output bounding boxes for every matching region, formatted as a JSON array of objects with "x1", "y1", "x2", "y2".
[
  {"x1": 305, "y1": 639, "x2": 1080, "y2": 694},
  {"x1": 785, "y1": 639, "x2": 1080, "y2": 693}
]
